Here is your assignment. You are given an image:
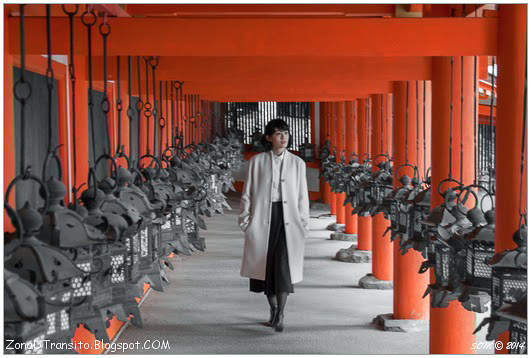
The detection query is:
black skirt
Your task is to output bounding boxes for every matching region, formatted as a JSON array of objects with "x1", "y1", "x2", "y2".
[{"x1": 249, "y1": 202, "x2": 294, "y2": 295}]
